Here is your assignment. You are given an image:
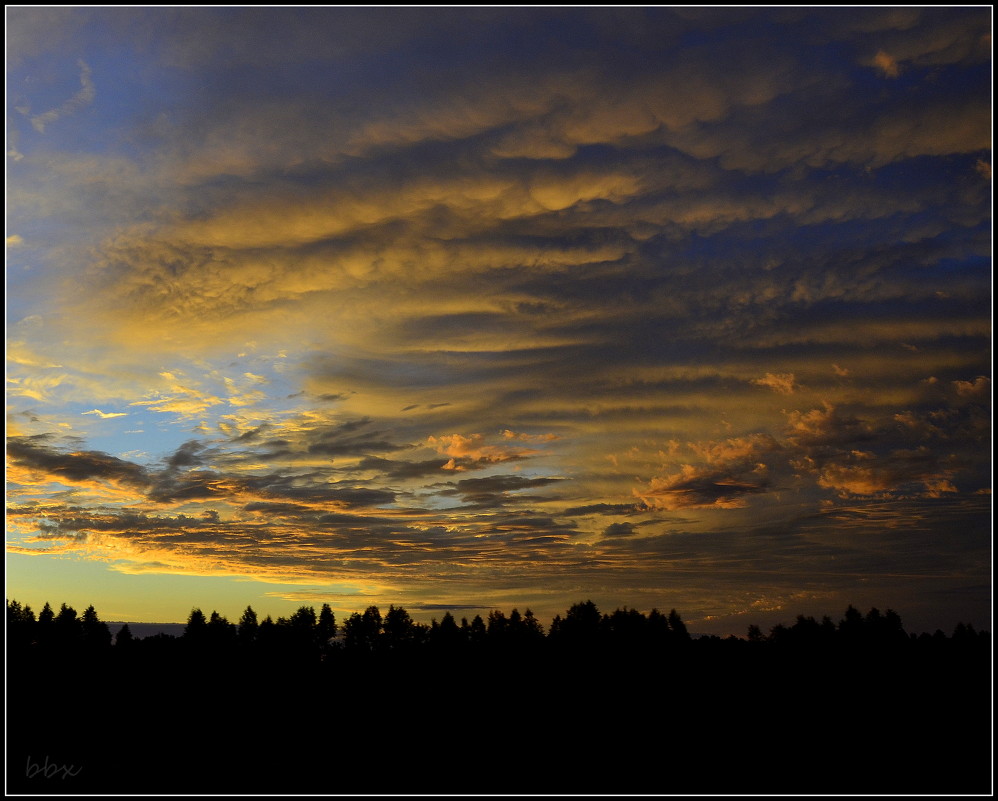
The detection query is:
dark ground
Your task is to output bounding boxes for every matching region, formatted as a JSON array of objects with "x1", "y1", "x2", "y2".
[{"x1": 7, "y1": 643, "x2": 992, "y2": 795}]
